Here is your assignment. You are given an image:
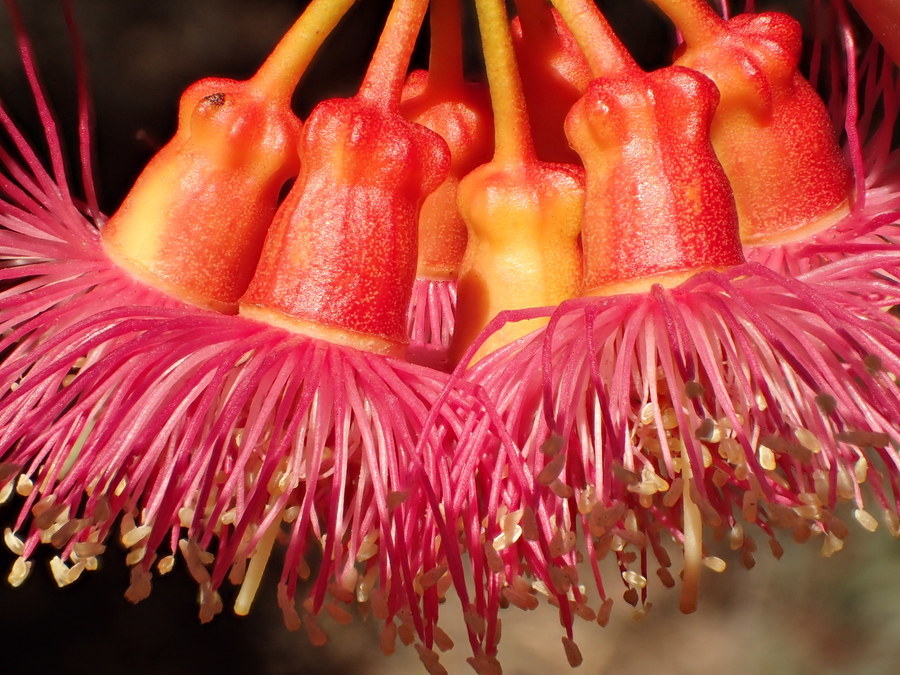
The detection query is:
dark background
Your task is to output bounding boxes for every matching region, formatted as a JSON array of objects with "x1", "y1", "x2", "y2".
[{"x1": 1, "y1": 1, "x2": 897, "y2": 673}]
